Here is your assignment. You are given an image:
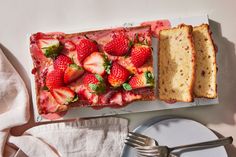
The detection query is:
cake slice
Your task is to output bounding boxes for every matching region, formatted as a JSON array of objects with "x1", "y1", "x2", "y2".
[
  {"x1": 30, "y1": 26, "x2": 155, "y2": 116},
  {"x1": 192, "y1": 24, "x2": 217, "y2": 98},
  {"x1": 158, "y1": 24, "x2": 195, "y2": 102}
]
